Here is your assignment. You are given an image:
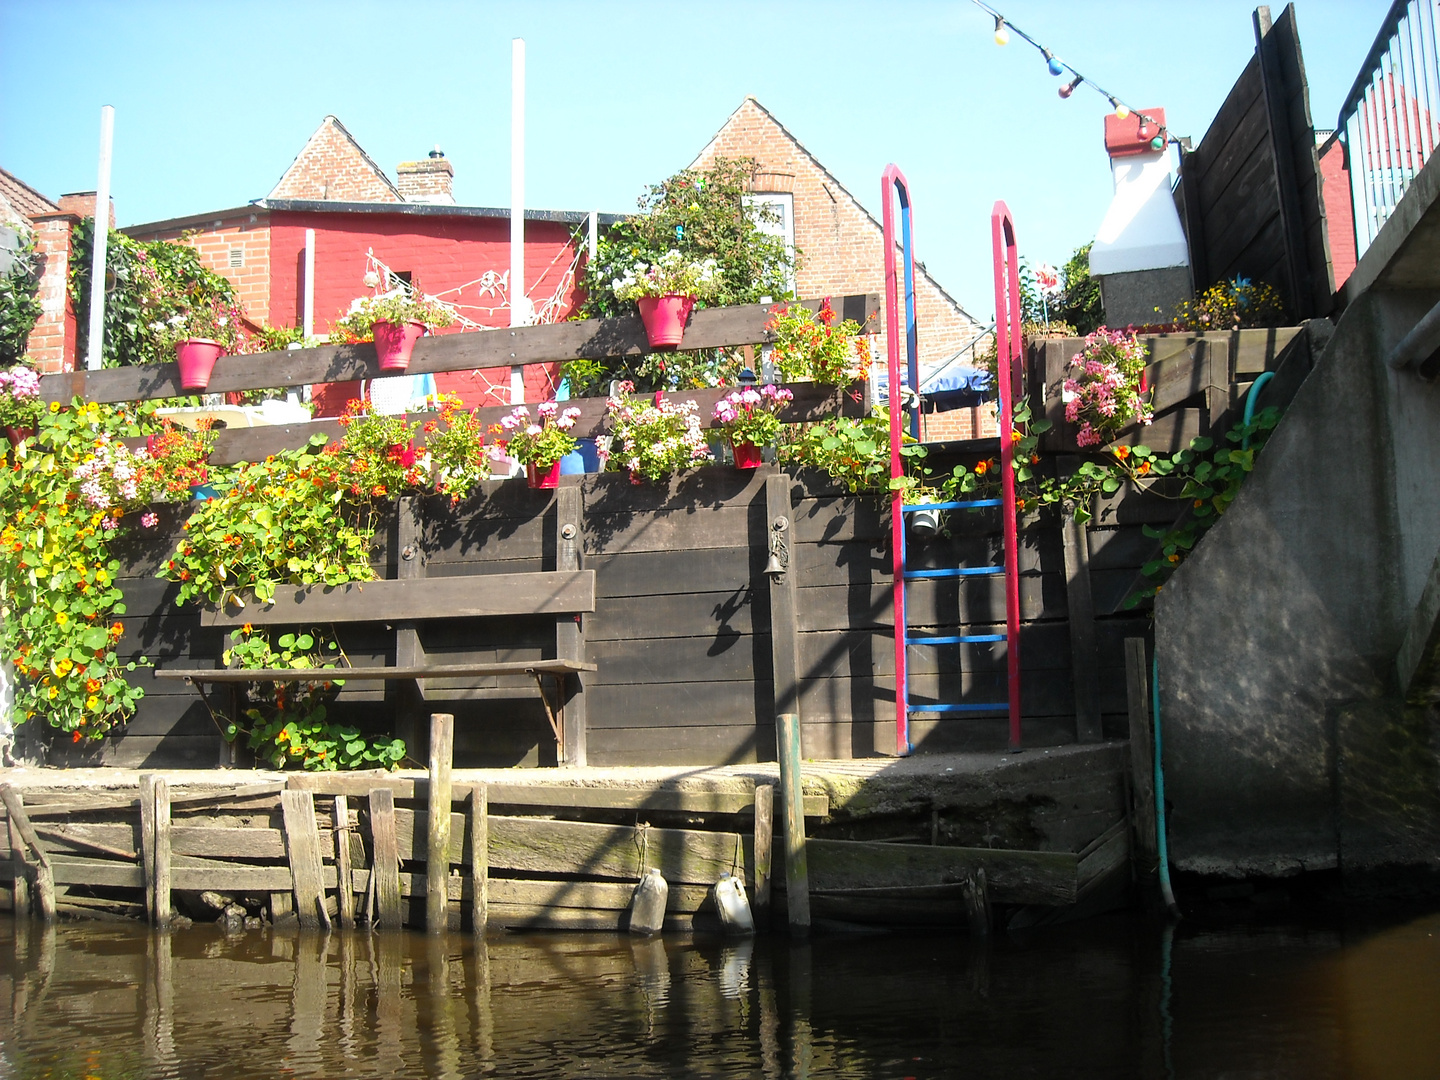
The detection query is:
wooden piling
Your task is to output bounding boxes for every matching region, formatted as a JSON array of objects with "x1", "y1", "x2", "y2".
[
  {"x1": 469, "y1": 784, "x2": 488, "y2": 935},
  {"x1": 334, "y1": 795, "x2": 356, "y2": 930},
  {"x1": 153, "y1": 776, "x2": 171, "y2": 929},
  {"x1": 427, "y1": 713, "x2": 455, "y2": 933},
  {"x1": 281, "y1": 789, "x2": 329, "y2": 931},
  {"x1": 962, "y1": 867, "x2": 992, "y2": 936},
  {"x1": 752, "y1": 783, "x2": 774, "y2": 928},
  {"x1": 139, "y1": 774, "x2": 157, "y2": 923},
  {"x1": 0, "y1": 785, "x2": 53, "y2": 922},
  {"x1": 8, "y1": 811, "x2": 30, "y2": 918},
  {"x1": 369, "y1": 787, "x2": 403, "y2": 929},
  {"x1": 1125, "y1": 638, "x2": 1160, "y2": 873},
  {"x1": 777, "y1": 712, "x2": 810, "y2": 936}
]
